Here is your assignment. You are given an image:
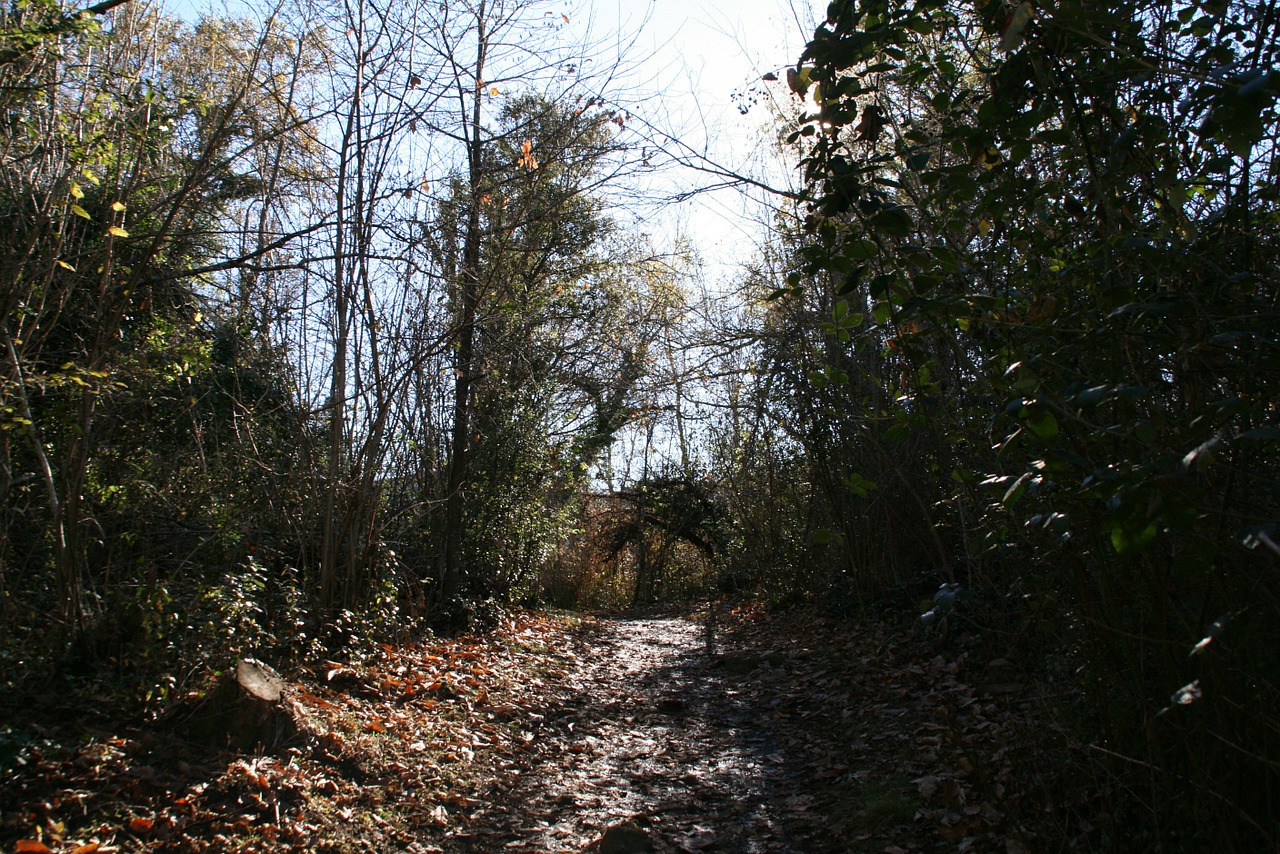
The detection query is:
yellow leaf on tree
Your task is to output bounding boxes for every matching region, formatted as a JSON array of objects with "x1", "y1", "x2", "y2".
[
  {"x1": 56, "y1": 260, "x2": 75, "y2": 271},
  {"x1": 81, "y1": 168, "x2": 100, "y2": 185},
  {"x1": 70, "y1": 182, "x2": 84, "y2": 199},
  {"x1": 108, "y1": 226, "x2": 129, "y2": 237},
  {"x1": 111, "y1": 201, "x2": 126, "y2": 211},
  {"x1": 70, "y1": 204, "x2": 91, "y2": 219},
  {"x1": 489, "y1": 86, "x2": 499, "y2": 95}
]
